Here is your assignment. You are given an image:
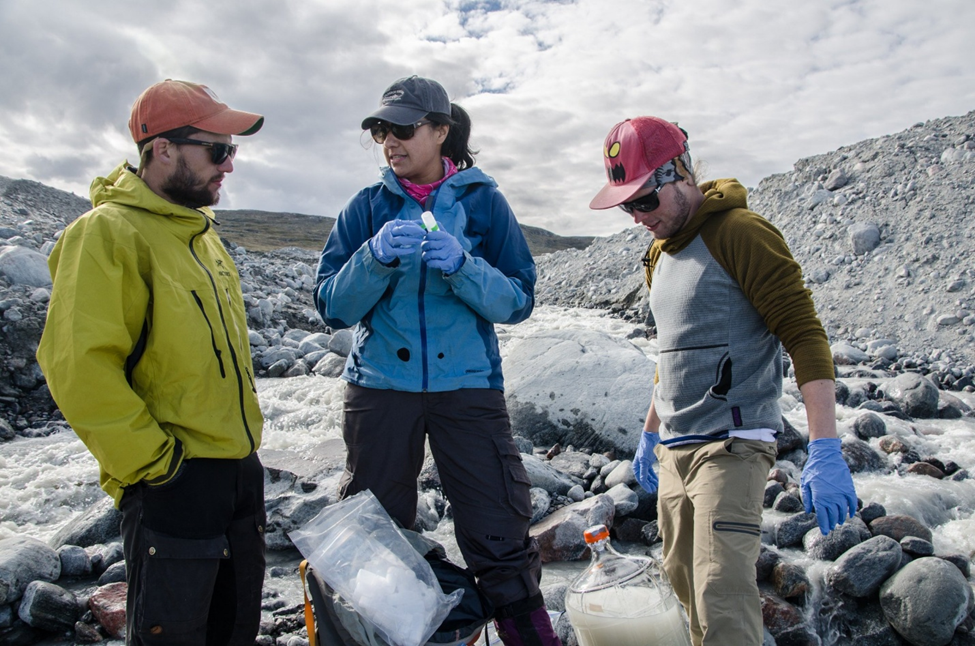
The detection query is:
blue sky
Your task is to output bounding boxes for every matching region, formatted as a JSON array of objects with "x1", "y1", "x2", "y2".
[{"x1": 1, "y1": 0, "x2": 973, "y2": 236}]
